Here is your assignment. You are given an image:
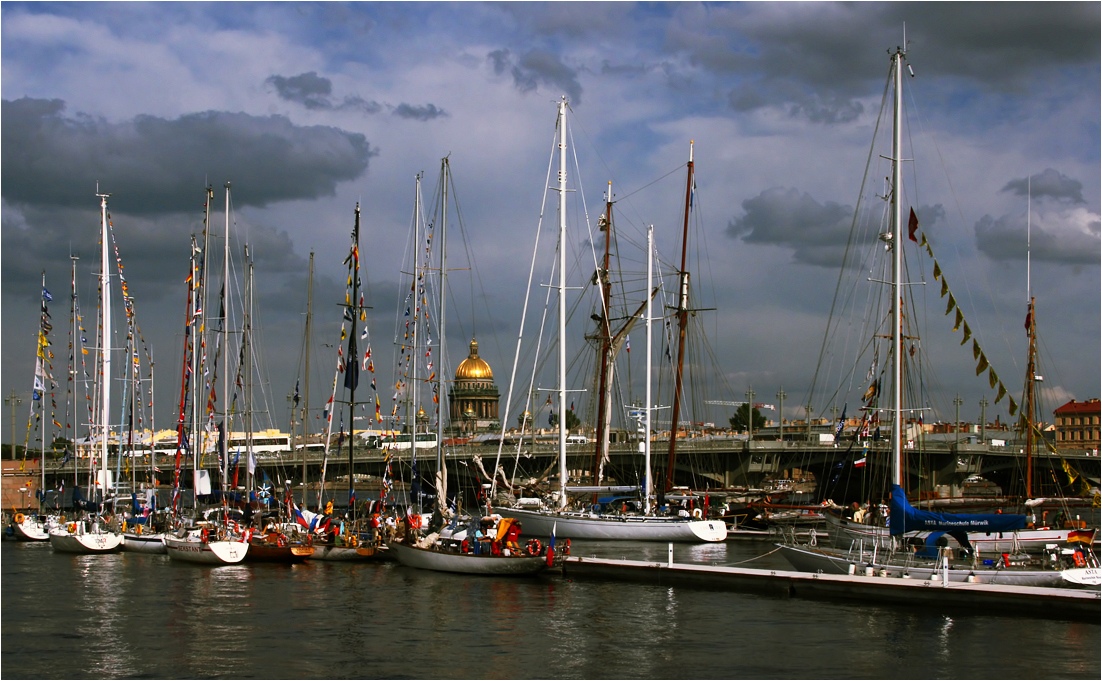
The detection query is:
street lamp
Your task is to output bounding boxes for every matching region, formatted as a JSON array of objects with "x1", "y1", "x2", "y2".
[
  {"x1": 6, "y1": 390, "x2": 23, "y2": 460},
  {"x1": 464, "y1": 407, "x2": 475, "y2": 437}
]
